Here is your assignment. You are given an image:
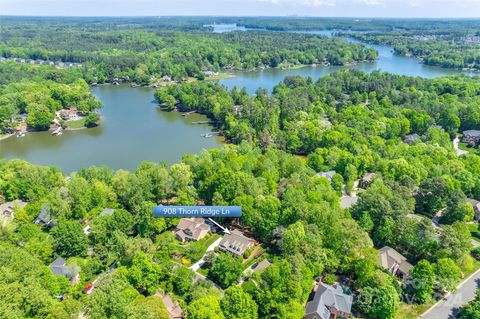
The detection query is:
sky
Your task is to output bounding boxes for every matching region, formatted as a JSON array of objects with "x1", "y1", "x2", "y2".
[{"x1": 0, "y1": 0, "x2": 479, "y2": 18}]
